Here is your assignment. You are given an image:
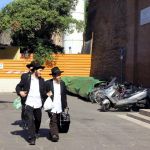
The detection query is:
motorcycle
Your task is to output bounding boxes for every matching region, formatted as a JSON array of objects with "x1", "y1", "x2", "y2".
[{"x1": 89, "y1": 78, "x2": 150, "y2": 111}]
